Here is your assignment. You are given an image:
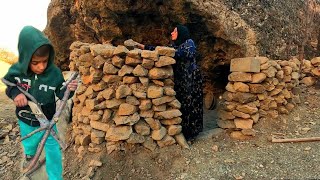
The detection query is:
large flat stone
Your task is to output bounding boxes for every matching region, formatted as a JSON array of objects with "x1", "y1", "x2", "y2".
[{"x1": 230, "y1": 57, "x2": 261, "y2": 73}]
